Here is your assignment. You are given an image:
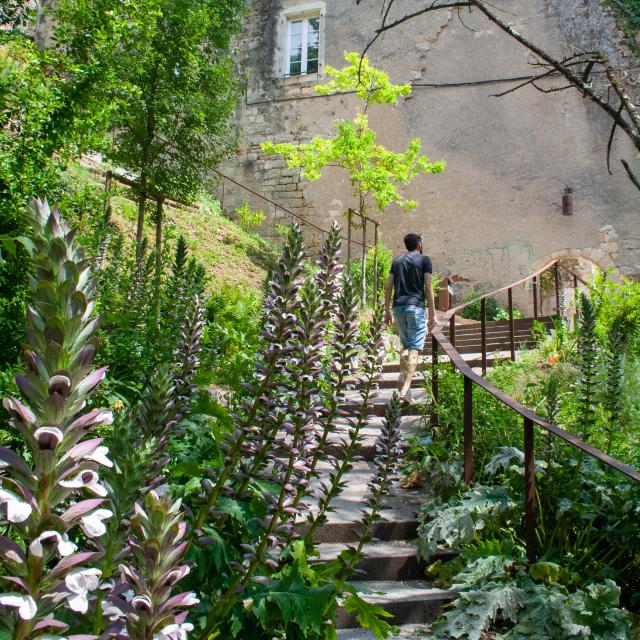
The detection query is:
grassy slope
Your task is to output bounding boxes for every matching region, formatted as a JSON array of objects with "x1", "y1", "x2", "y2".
[{"x1": 67, "y1": 163, "x2": 277, "y2": 295}]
